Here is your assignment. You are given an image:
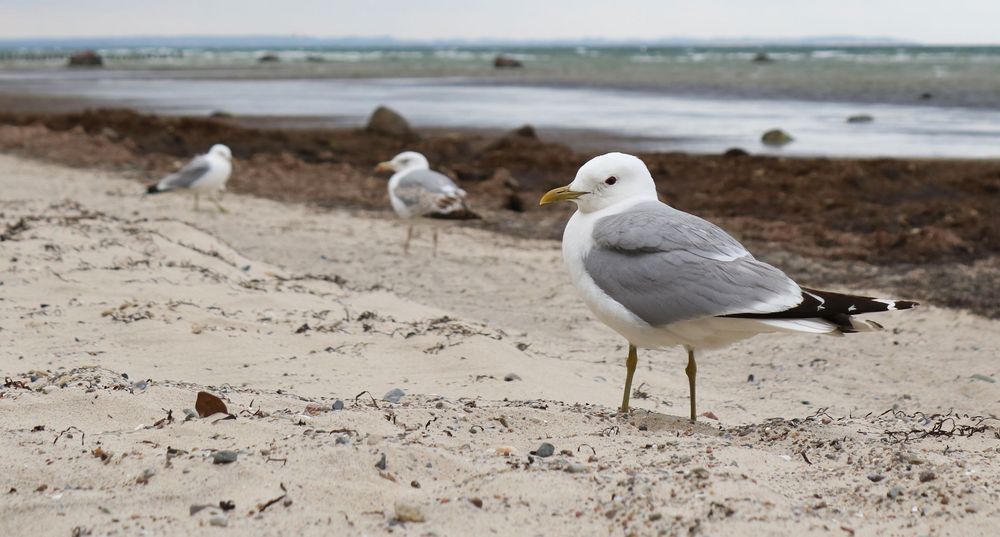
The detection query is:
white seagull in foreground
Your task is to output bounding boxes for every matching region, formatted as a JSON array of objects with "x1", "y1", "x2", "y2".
[
  {"x1": 540, "y1": 152, "x2": 918, "y2": 421},
  {"x1": 375, "y1": 151, "x2": 476, "y2": 254},
  {"x1": 146, "y1": 144, "x2": 233, "y2": 213}
]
